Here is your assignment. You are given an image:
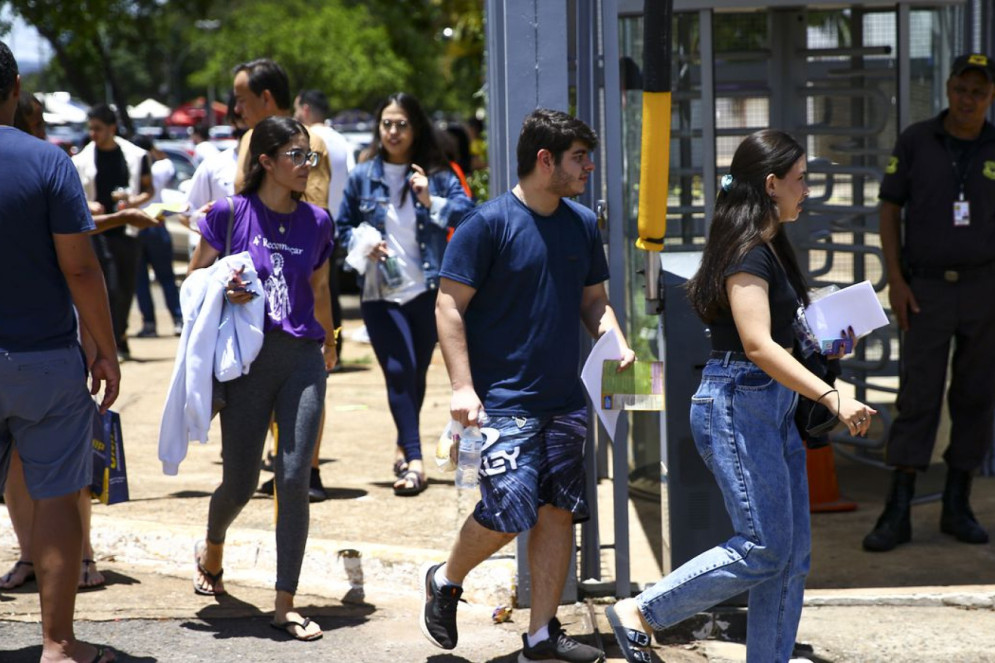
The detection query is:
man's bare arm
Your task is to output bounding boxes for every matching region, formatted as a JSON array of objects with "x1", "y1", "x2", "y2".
[
  {"x1": 436, "y1": 277, "x2": 482, "y2": 427},
  {"x1": 580, "y1": 282, "x2": 636, "y2": 369},
  {"x1": 53, "y1": 233, "x2": 120, "y2": 412}
]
